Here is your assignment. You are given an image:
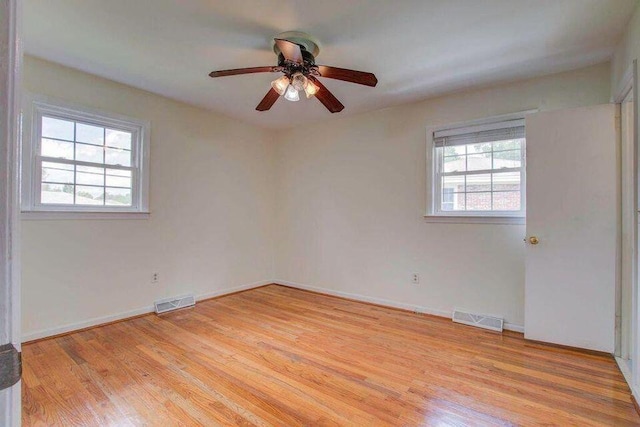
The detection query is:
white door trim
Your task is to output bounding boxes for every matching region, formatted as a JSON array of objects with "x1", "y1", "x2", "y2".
[
  {"x1": 633, "y1": 59, "x2": 640, "y2": 399},
  {"x1": 614, "y1": 63, "x2": 636, "y2": 359},
  {"x1": 0, "y1": 0, "x2": 22, "y2": 425},
  {"x1": 613, "y1": 59, "x2": 640, "y2": 402}
]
